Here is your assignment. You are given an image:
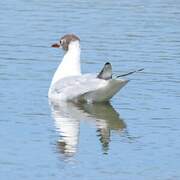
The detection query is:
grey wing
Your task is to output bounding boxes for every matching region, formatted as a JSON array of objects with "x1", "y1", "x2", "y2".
[
  {"x1": 78, "y1": 79, "x2": 129, "y2": 102},
  {"x1": 97, "y1": 62, "x2": 112, "y2": 80},
  {"x1": 51, "y1": 75, "x2": 107, "y2": 100}
]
